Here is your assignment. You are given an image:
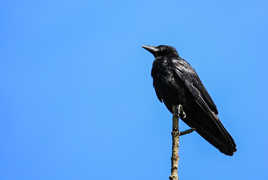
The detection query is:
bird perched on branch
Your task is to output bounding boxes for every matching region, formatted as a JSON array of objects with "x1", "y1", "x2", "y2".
[{"x1": 143, "y1": 45, "x2": 236, "y2": 156}]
